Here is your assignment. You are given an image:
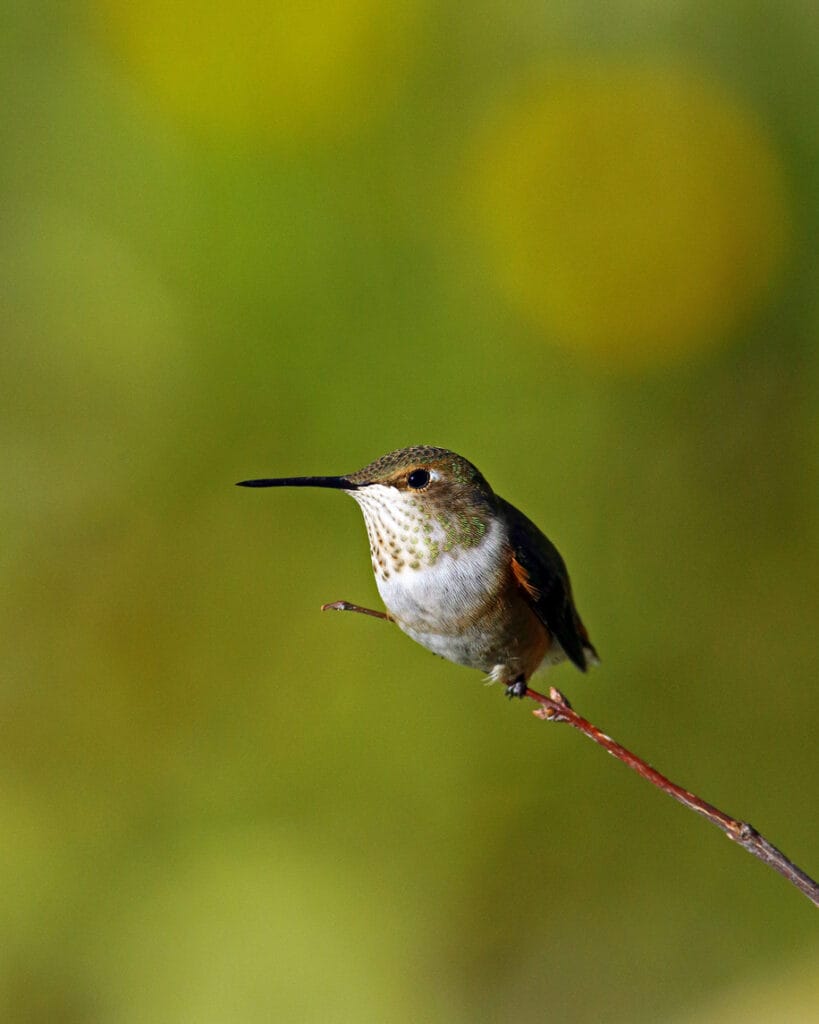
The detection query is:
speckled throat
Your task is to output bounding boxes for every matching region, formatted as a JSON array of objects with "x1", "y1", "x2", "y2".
[{"x1": 350, "y1": 484, "x2": 492, "y2": 583}]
